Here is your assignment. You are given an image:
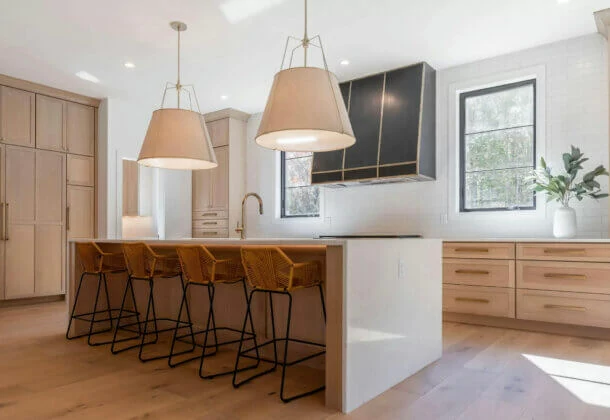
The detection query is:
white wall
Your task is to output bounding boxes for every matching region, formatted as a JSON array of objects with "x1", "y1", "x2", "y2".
[{"x1": 245, "y1": 34, "x2": 609, "y2": 239}]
